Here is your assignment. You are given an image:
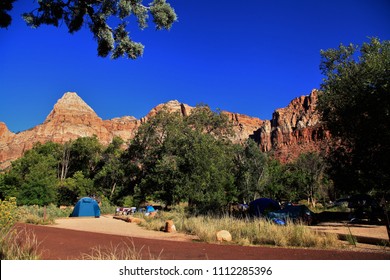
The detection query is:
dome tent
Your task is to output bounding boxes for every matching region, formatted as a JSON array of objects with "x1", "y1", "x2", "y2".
[
  {"x1": 71, "y1": 197, "x2": 100, "y2": 218},
  {"x1": 267, "y1": 204, "x2": 316, "y2": 225},
  {"x1": 249, "y1": 198, "x2": 281, "y2": 217},
  {"x1": 146, "y1": 205, "x2": 155, "y2": 213}
]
